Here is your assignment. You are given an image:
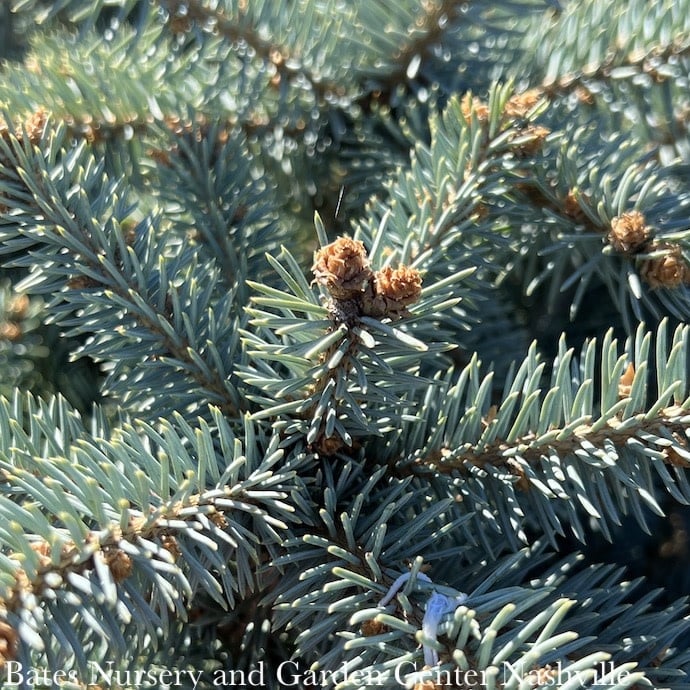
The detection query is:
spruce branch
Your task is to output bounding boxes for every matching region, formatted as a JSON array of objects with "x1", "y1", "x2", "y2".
[
  {"x1": 274, "y1": 527, "x2": 684, "y2": 688},
  {"x1": 148, "y1": 116, "x2": 280, "y2": 297},
  {"x1": 391, "y1": 320, "x2": 690, "y2": 544},
  {"x1": 270, "y1": 461, "x2": 478, "y2": 666},
  {"x1": 3, "y1": 0, "x2": 690, "y2": 684},
  {"x1": 353, "y1": 0, "x2": 469, "y2": 107},
  {"x1": 0, "y1": 20, "x2": 194, "y2": 136},
  {"x1": 354, "y1": 83, "x2": 550, "y2": 277},
  {"x1": 0, "y1": 119, "x2": 247, "y2": 420},
  {"x1": 160, "y1": 0, "x2": 348, "y2": 104},
  {"x1": 7, "y1": 0, "x2": 144, "y2": 28},
  {"x1": 241, "y1": 218, "x2": 471, "y2": 452},
  {"x1": 527, "y1": 0, "x2": 690, "y2": 97},
  {"x1": 0, "y1": 393, "x2": 296, "y2": 670},
  {"x1": 498, "y1": 120, "x2": 690, "y2": 325}
]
